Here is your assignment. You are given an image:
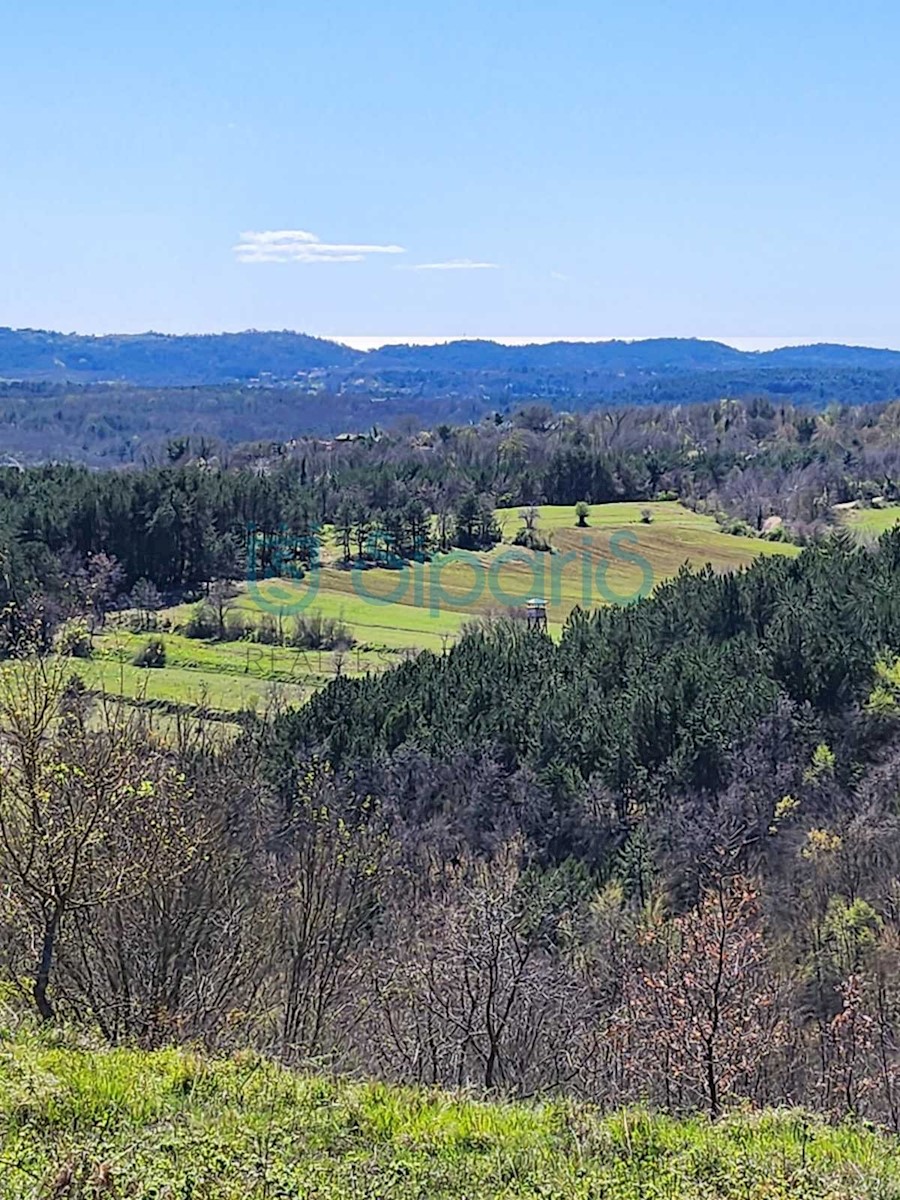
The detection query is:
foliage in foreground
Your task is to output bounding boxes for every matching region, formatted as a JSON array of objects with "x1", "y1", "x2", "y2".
[{"x1": 1, "y1": 1032, "x2": 900, "y2": 1199}]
